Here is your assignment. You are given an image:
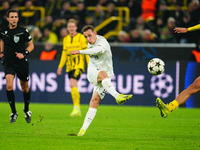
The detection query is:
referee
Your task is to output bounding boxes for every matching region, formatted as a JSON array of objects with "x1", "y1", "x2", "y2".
[{"x1": 0, "y1": 9, "x2": 34, "y2": 123}]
